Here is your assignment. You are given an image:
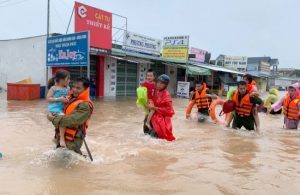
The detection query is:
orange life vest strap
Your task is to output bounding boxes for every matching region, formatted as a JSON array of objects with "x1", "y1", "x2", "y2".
[
  {"x1": 233, "y1": 91, "x2": 253, "y2": 116},
  {"x1": 63, "y1": 88, "x2": 94, "y2": 142},
  {"x1": 194, "y1": 90, "x2": 211, "y2": 109},
  {"x1": 283, "y1": 96, "x2": 300, "y2": 120}
]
